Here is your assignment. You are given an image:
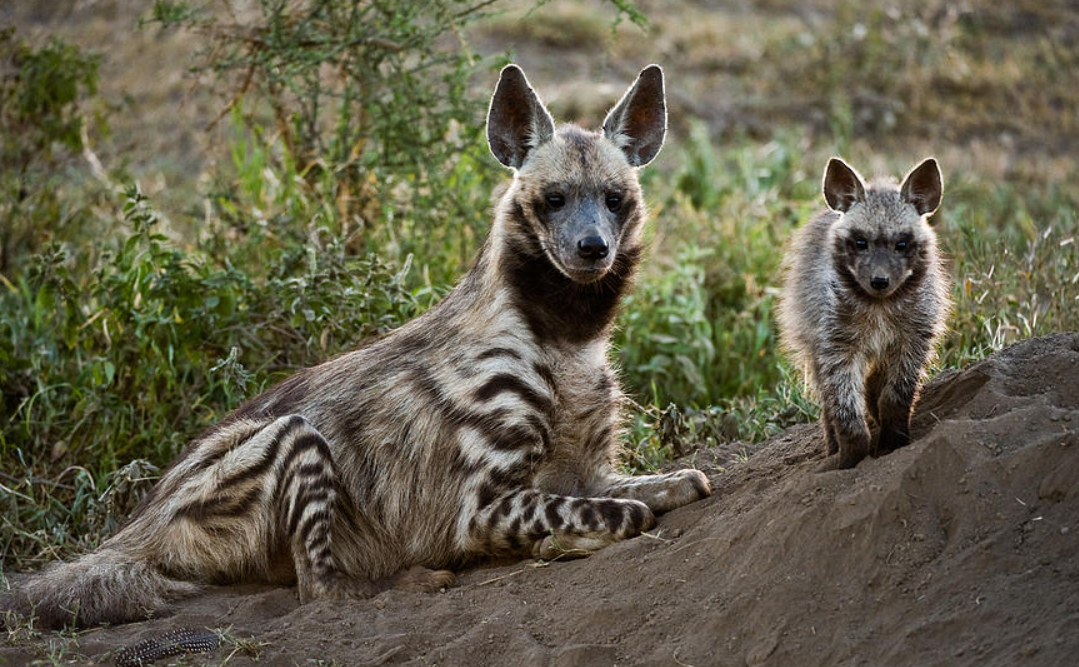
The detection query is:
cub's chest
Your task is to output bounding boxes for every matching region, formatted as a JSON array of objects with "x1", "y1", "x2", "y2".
[{"x1": 852, "y1": 308, "x2": 905, "y2": 360}]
